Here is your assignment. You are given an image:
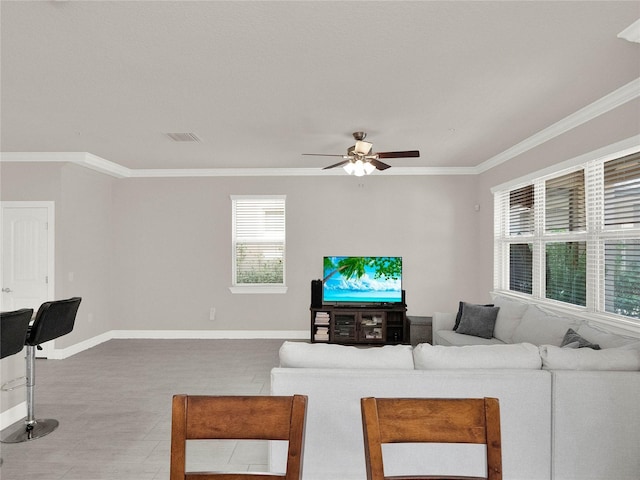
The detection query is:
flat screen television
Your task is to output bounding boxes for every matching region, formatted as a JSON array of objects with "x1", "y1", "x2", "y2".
[{"x1": 322, "y1": 256, "x2": 403, "y2": 305}]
